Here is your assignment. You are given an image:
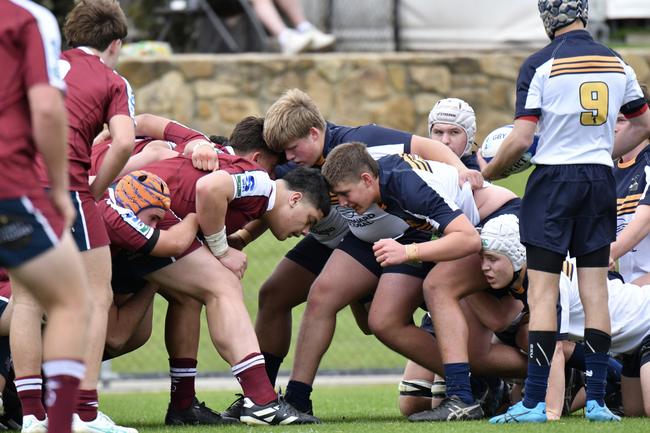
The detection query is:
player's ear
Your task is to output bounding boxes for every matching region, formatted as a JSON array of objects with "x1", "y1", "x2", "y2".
[
  {"x1": 289, "y1": 191, "x2": 304, "y2": 207},
  {"x1": 250, "y1": 151, "x2": 262, "y2": 163},
  {"x1": 360, "y1": 172, "x2": 374, "y2": 186}
]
